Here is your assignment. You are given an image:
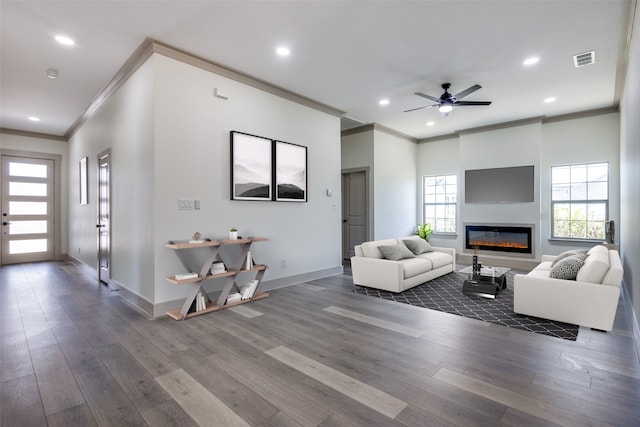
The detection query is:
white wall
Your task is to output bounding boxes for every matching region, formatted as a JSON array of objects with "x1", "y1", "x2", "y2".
[
  {"x1": 341, "y1": 127, "x2": 417, "y2": 240},
  {"x1": 417, "y1": 113, "x2": 620, "y2": 261},
  {"x1": 541, "y1": 112, "x2": 620, "y2": 255},
  {"x1": 415, "y1": 135, "x2": 458, "y2": 249},
  {"x1": 460, "y1": 123, "x2": 542, "y2": 257},
  {"x1": 66, "y1": 52, "x2": 342, "y2": 313},
  {"x1": 342, "y1": 129, "x2": 374, "y2": 170},
  {"x1": 373, "y1": 130, "x2": 417, "y2": 239},
  {"x1": 619, "y1": 6, "x2": 640, "y2": 338},
  {"x1": 152, "y1": 54, "x2": 342, "y2": 305},
  {"x1": 0, "y1": 133, "x2": 69, "y2": 256},
  {"x1": 342, "y1": 128, "x2": 374, "y2": 238},
  {"x1": 68, "y1": 57, "x2": 157, "y2": 302}
]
